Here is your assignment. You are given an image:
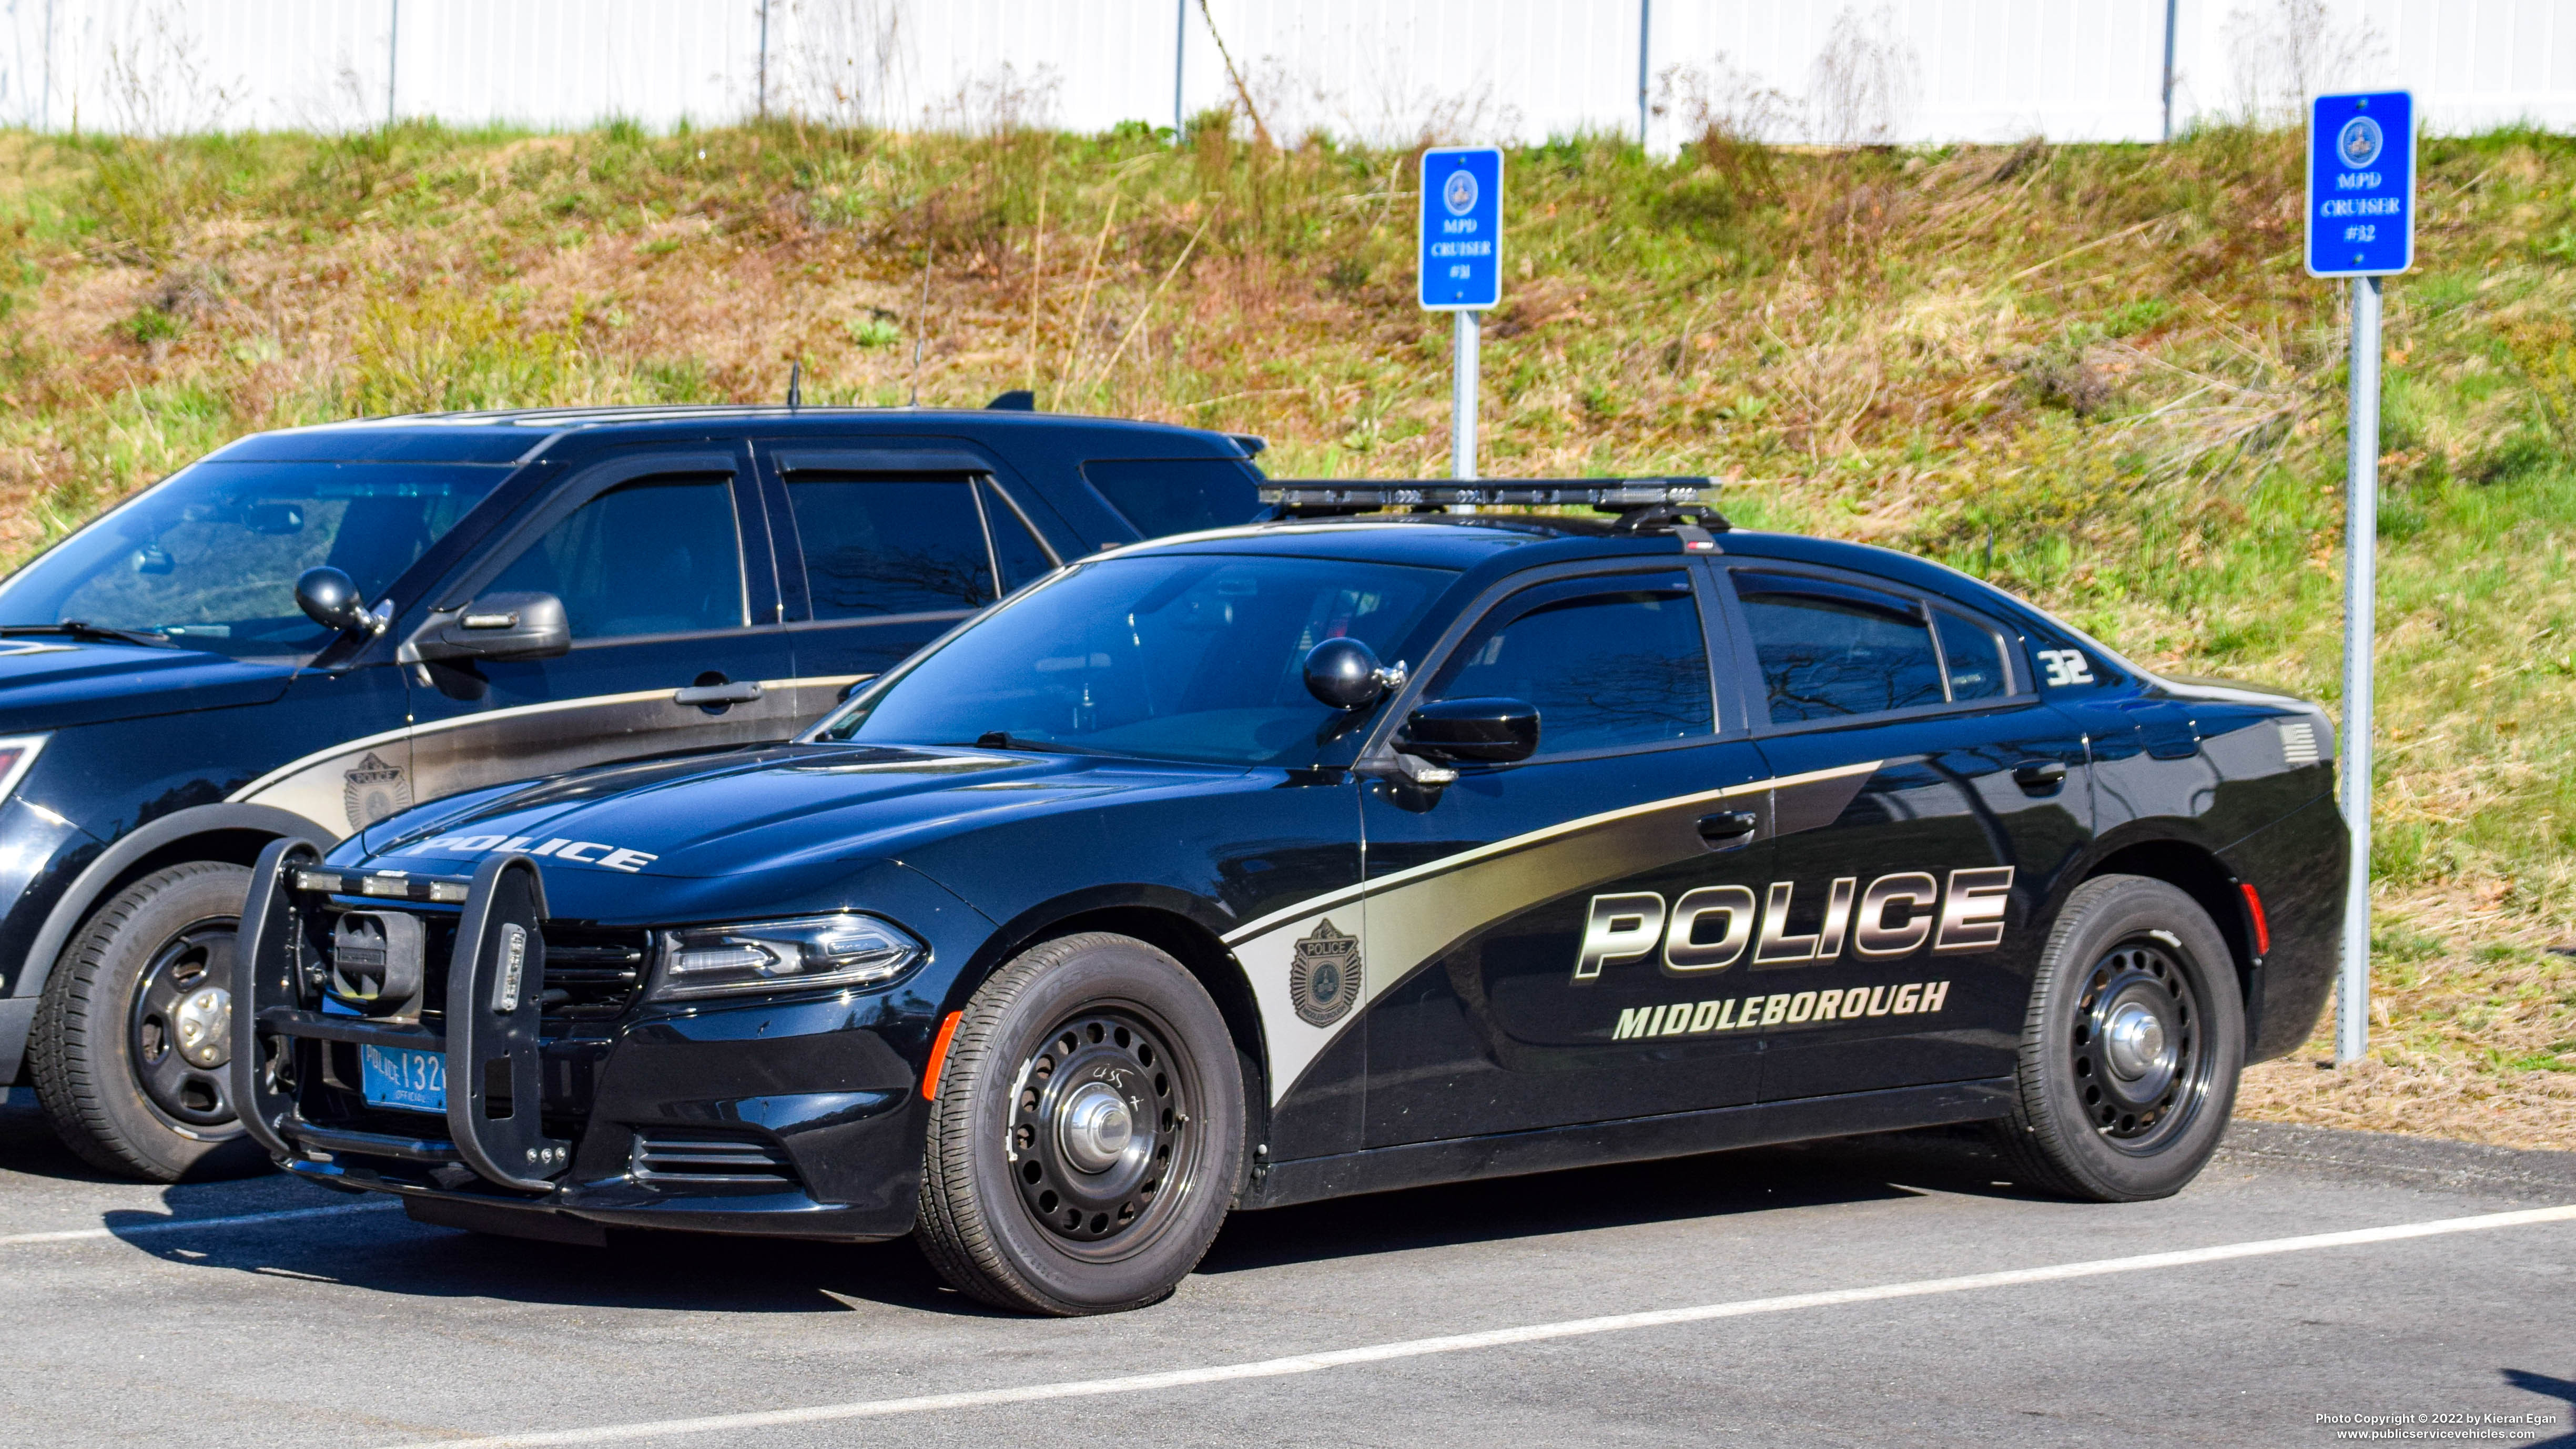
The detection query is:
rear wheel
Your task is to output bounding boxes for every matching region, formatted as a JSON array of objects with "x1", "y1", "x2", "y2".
[
  {"x1": 28, "y1": 864, "x2": 266, "y2": 1182},
  {"x1": 915, "y1": 932, "x2": 1244, "y2": 1315},
  {"x1": 1990, "y1": 874, "x2": 2245, "y2": 1202}
]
